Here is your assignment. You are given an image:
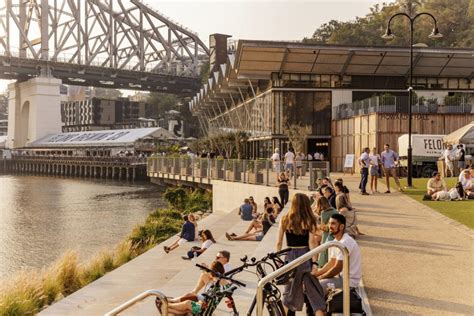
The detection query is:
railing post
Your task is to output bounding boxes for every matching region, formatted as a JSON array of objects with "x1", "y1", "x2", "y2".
[
  {"x1": 265, "y1": 159, "x2": 270, "y2": 186},
  {"x1": 242, "y1": 160, "x2": 246, "y2": 183},
  {"x1": 207, "y1": 158, "x2": 211, "y2": 179}
]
